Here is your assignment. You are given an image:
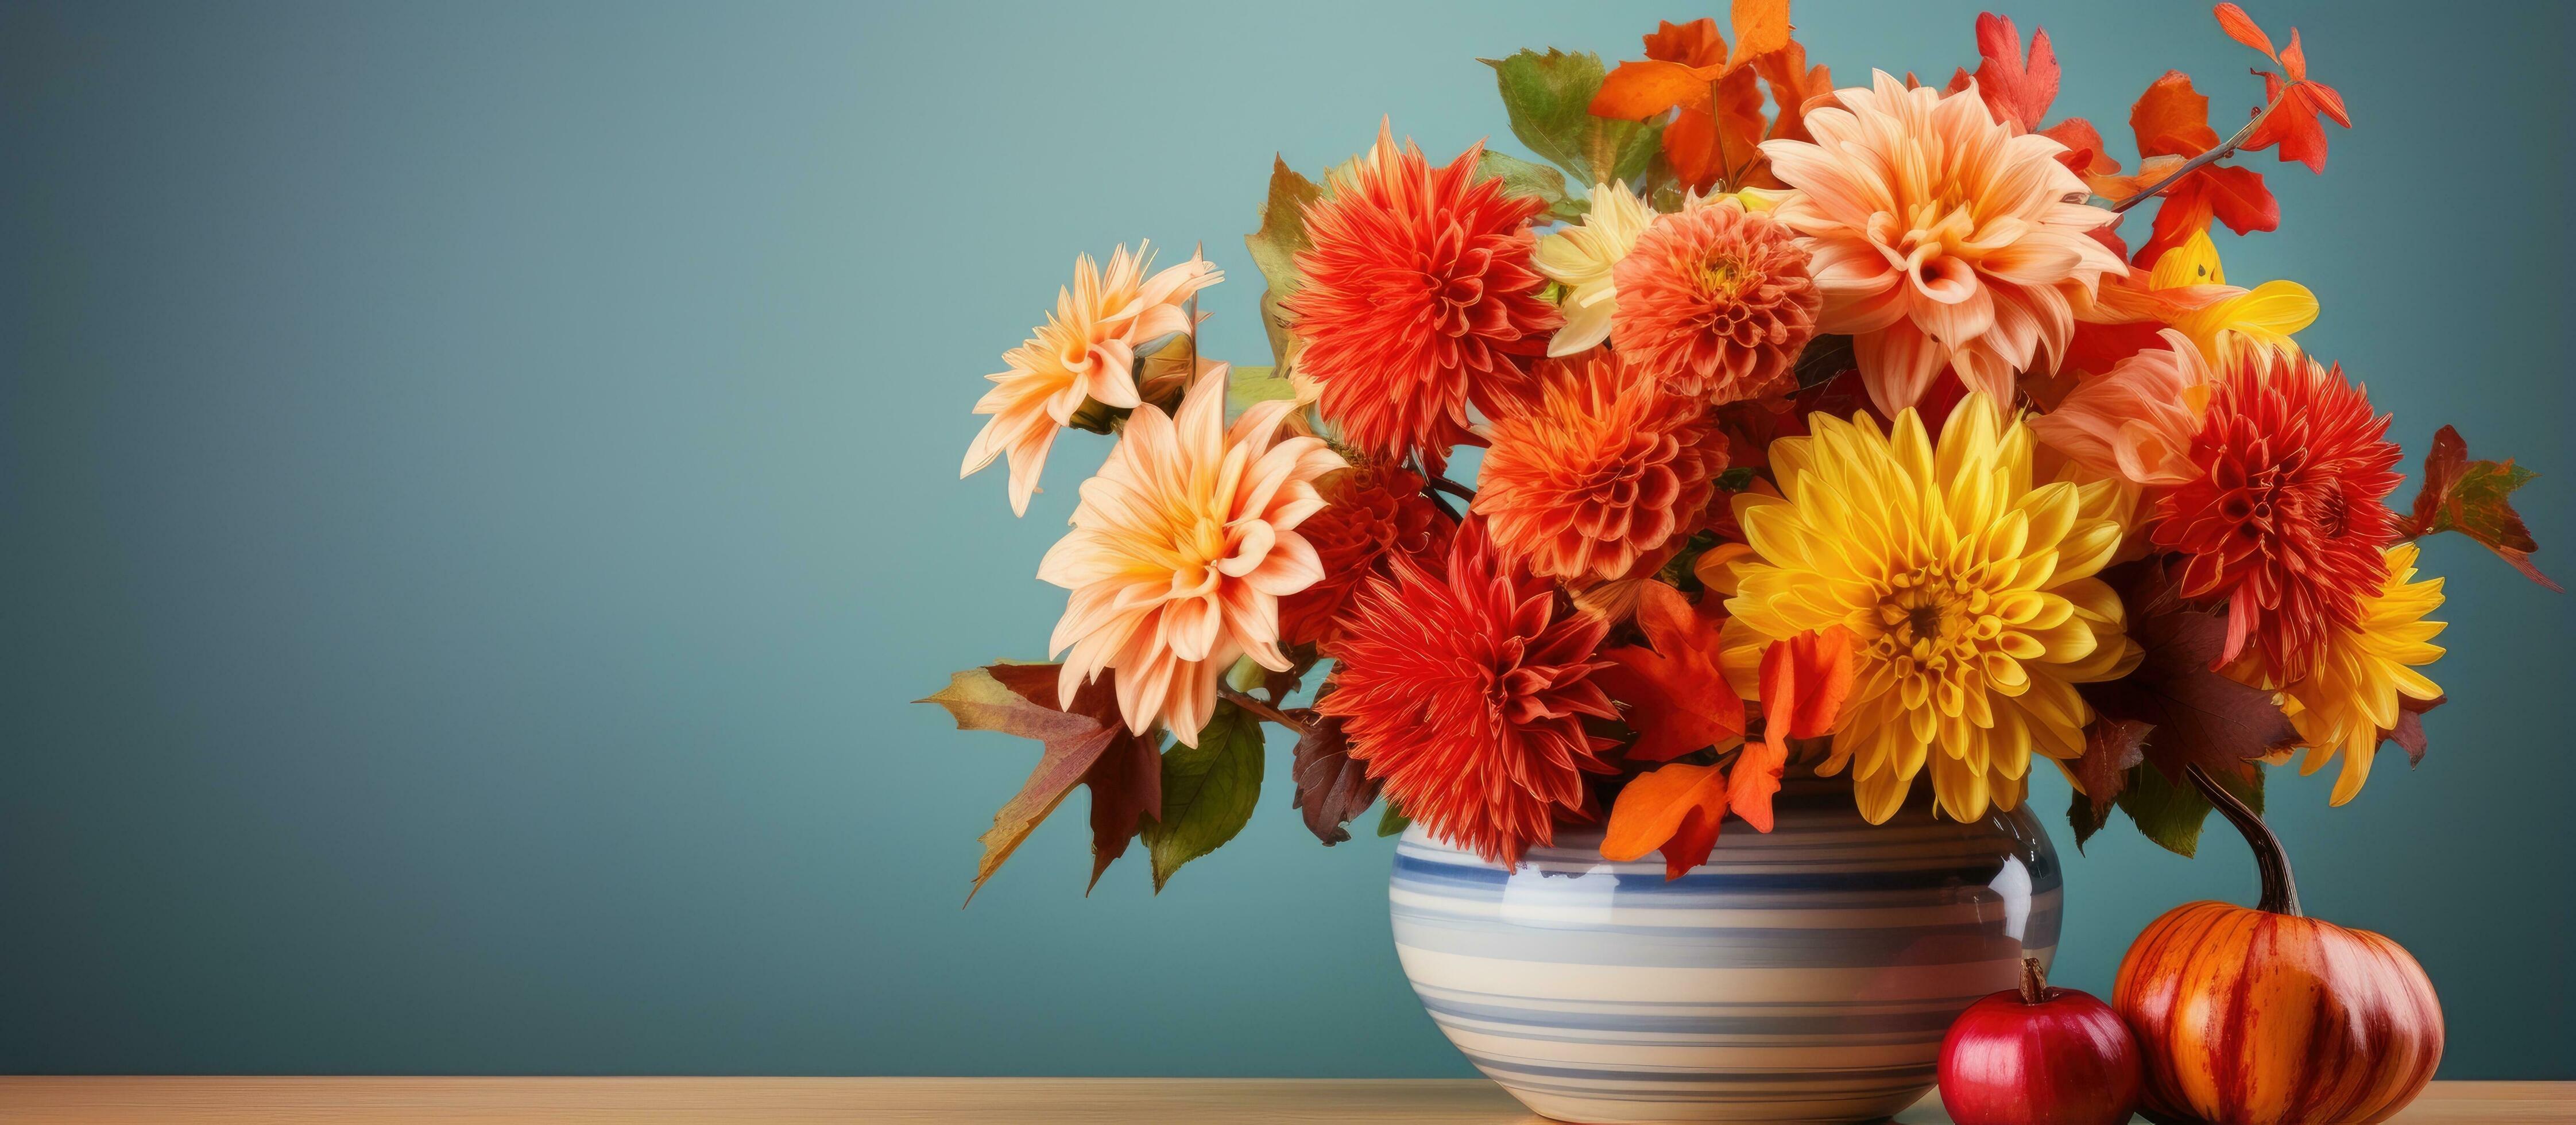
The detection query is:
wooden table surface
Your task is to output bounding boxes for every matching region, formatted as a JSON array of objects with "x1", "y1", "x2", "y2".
[{"x1": 0, "y1": 1078, "x2": 2566, "y2": 1123}]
